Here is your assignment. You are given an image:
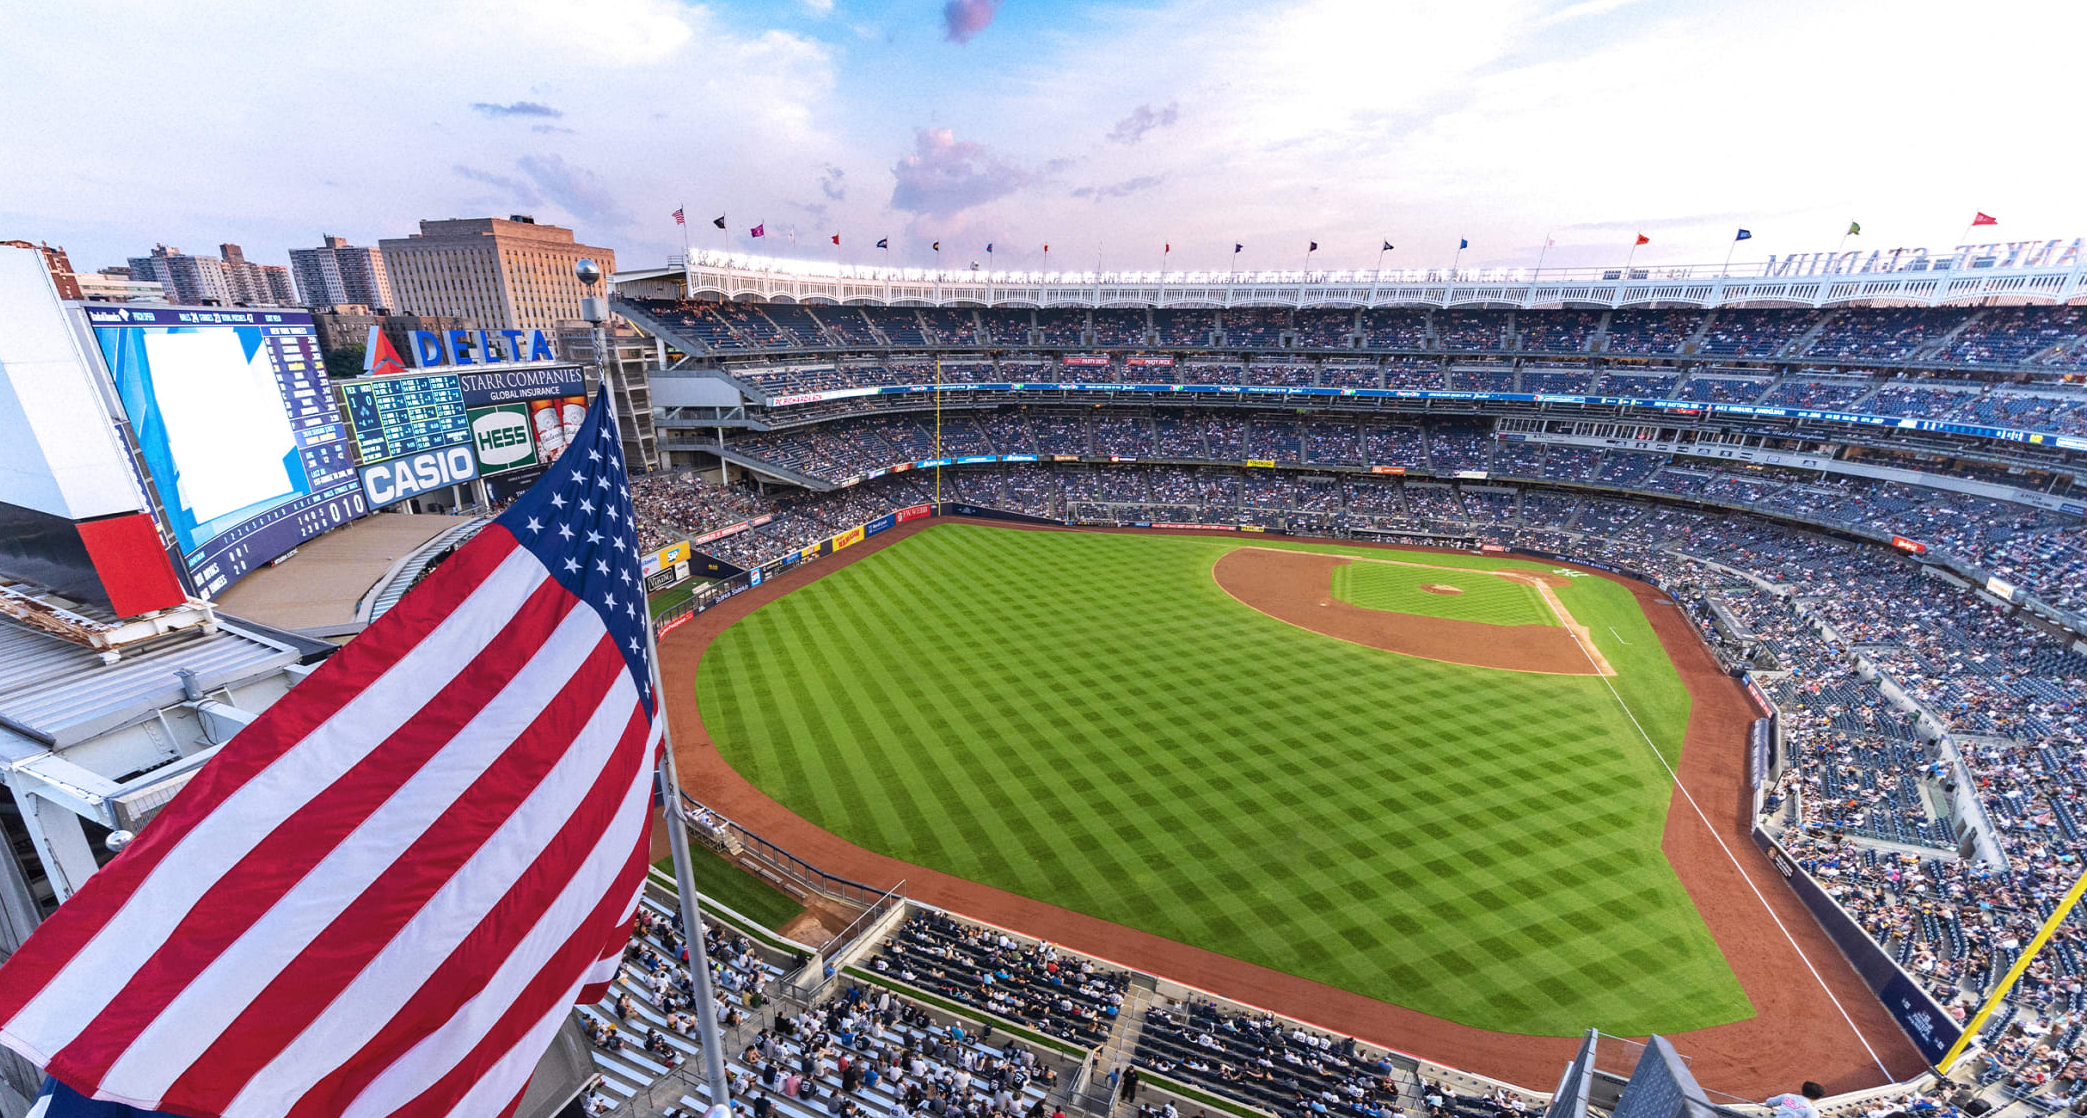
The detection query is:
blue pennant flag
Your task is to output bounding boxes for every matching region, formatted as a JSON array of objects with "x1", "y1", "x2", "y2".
[
  {"x1": 1459, "y1": 238, "x2": 1469, "y2": 249},
  {"x1": 1735, "y1": 229, "x2": 1753, "y2": 241}
]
